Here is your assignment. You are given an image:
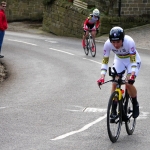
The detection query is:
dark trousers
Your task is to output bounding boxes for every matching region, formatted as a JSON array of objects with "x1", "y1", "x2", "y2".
[{"x1": 0, "y1": 30, "x2": 5, "y2": 54}]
